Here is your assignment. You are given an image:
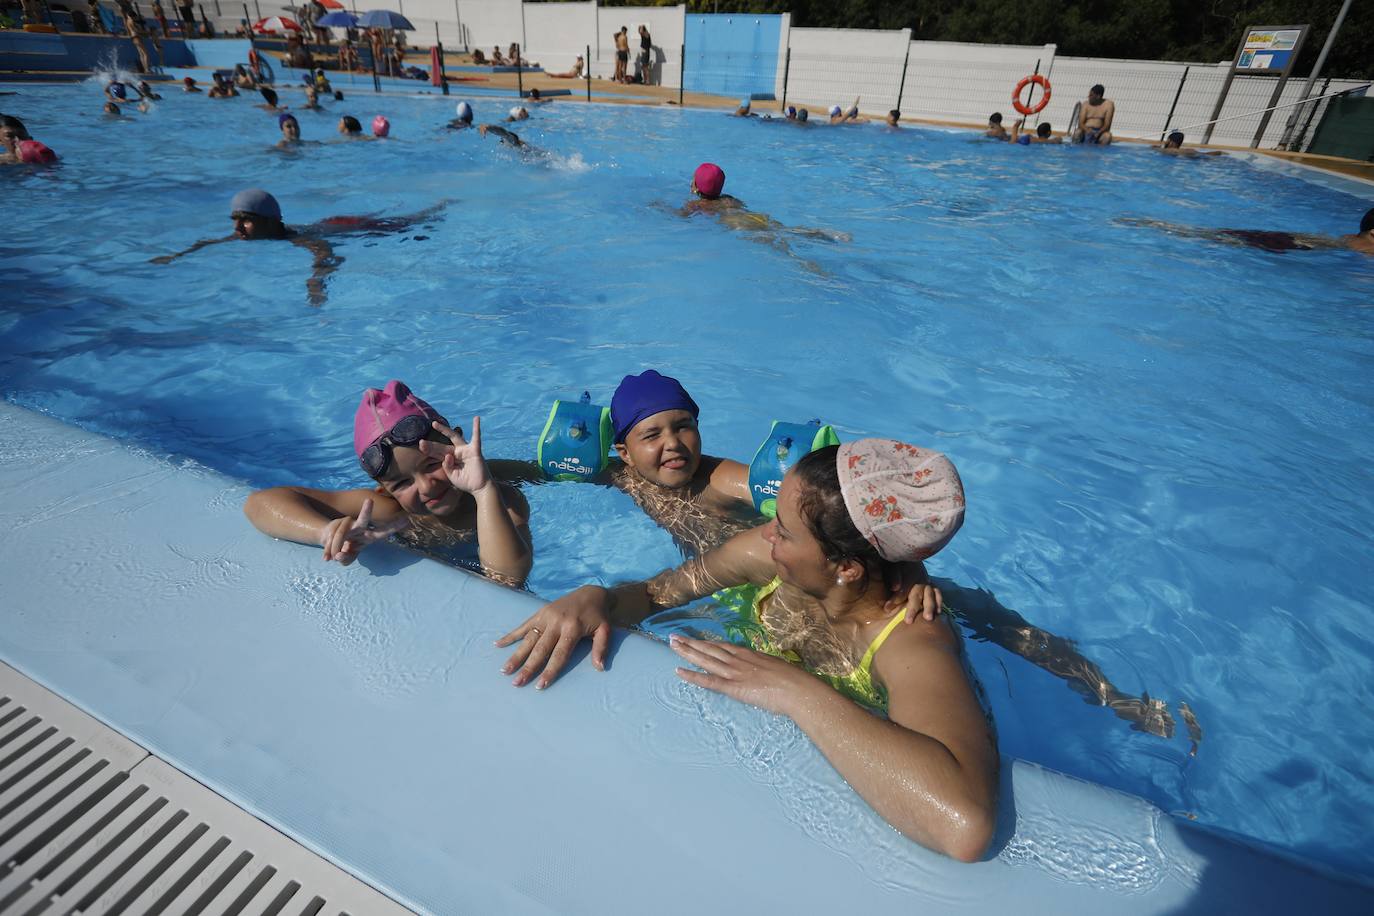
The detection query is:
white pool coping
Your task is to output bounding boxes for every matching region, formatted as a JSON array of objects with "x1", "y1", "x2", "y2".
[{"x1": 1, "y1": 402, "x2": 1370, "y2": 914}]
